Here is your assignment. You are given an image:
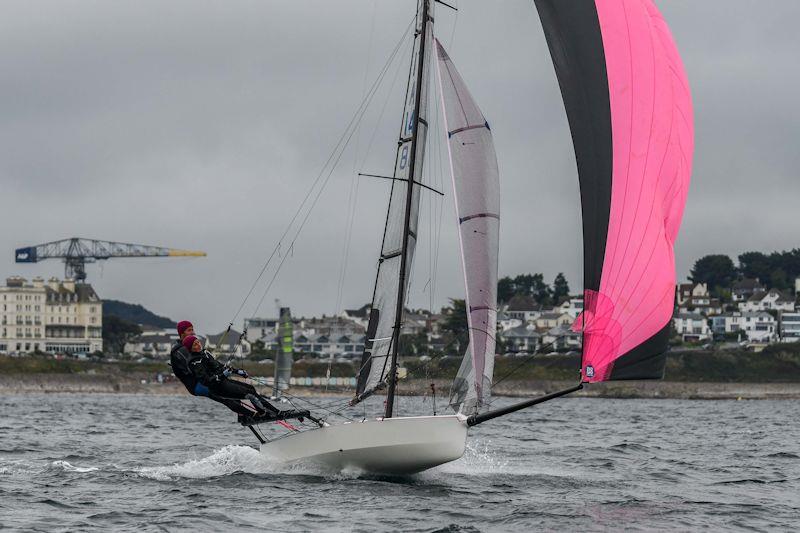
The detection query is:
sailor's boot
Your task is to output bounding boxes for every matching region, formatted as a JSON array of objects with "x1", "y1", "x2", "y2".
[{"x1": 246, "y1": 394, "x2": 268, "y2": 415}]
